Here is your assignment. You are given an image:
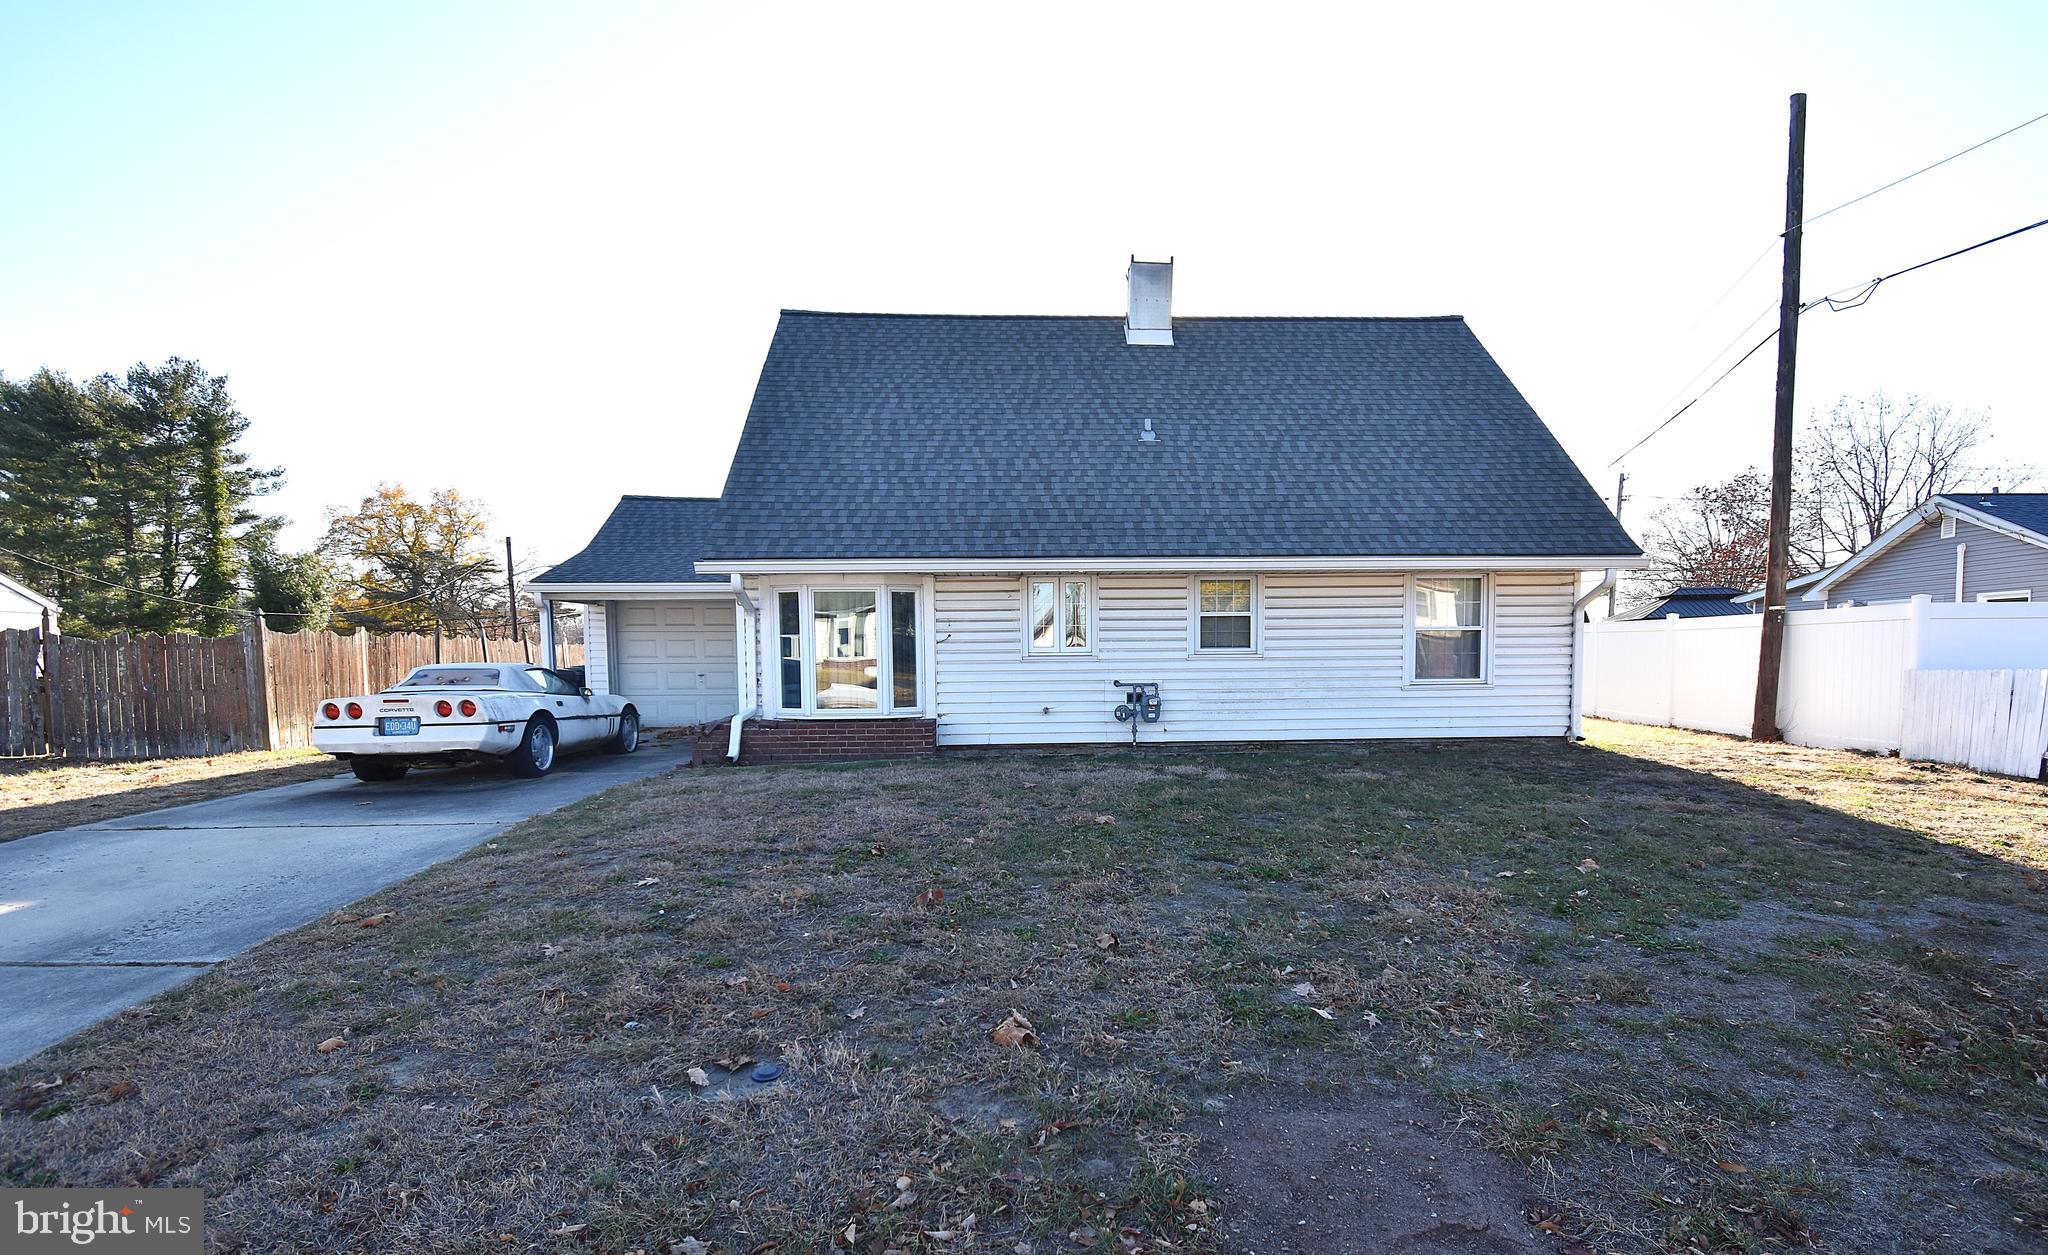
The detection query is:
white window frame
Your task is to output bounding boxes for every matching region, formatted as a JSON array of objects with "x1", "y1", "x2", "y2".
[
  {"x1": 1022, "y1": 575, "x2": 1096, "y2": 658},
  {"x1": 767, "y1": 582, "x2": 928, "y2": 718},
  {"x1": 1404, "y1": 573, "x2": 1492, "y2": 686},
  {"x1": 1189, "y1": 574, "x2": 1261, "y2": 655},
  {"x1": 1976, "y1": 589, "x2": 2033, "y2": 603}
]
